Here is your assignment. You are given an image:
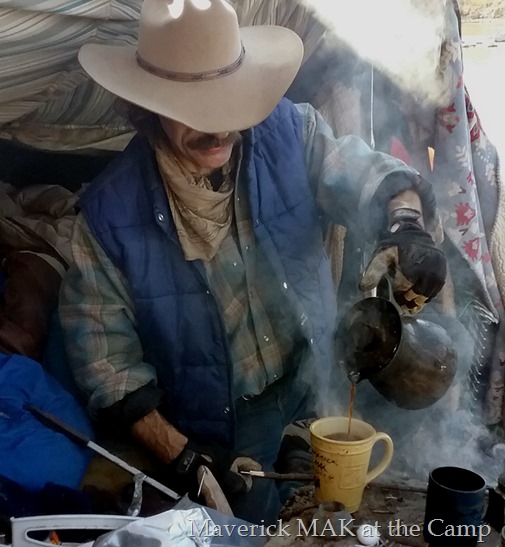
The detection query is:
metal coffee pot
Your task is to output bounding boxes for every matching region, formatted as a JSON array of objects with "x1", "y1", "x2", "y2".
[{"x1": 335, "y1": 281, "x2": 457, "y2": 409}]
